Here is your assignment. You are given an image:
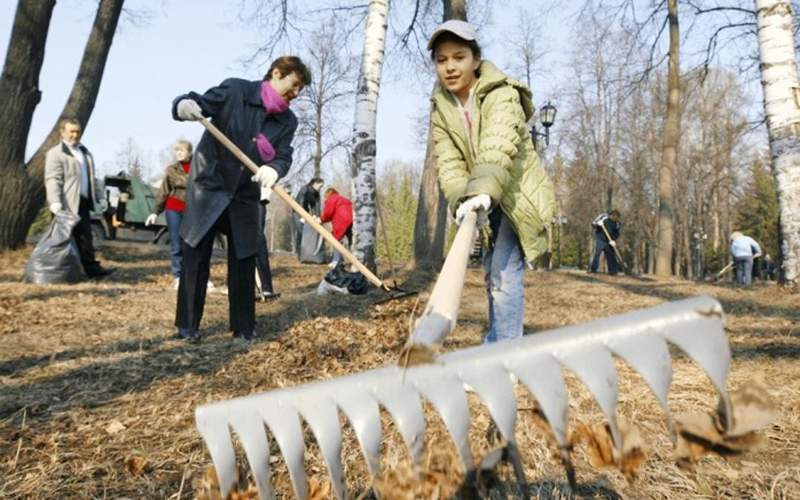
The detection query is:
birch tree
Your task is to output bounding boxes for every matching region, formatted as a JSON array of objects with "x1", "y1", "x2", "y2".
[
  {"x1": 755, "y1": 0, "x2": 800, "y2": 285},
  {"x1": 351, "y1": 0, "x2": 390, "y2": 271}
]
